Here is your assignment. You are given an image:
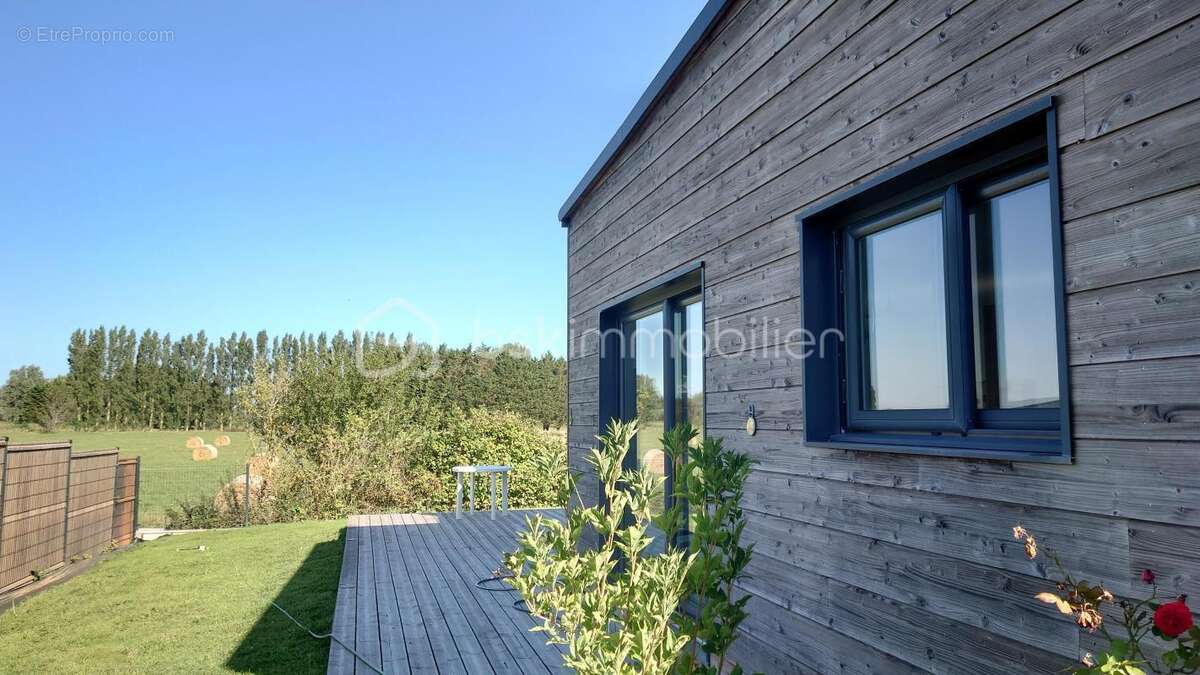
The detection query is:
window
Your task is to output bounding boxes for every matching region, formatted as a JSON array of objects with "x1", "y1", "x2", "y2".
[
  {"x1": 598, "y1": 265, "x2": 704, "y2": 541},
  {"x1": 799, "y1": 98, "x2": 1070, "y2": 461},
  {"x1": 970, "y1": 175, "x2": 1060, "y2": 415}
]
